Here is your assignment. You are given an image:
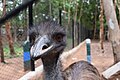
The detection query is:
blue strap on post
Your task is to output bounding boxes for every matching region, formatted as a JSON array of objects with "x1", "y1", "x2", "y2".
[
  {"x1": 86, "y1": 39, "x2": 91, "y2": 63},
  {"x1": 23, "y1": 52, "x2": 31, "y2": 61},
  {"x1": 23, "y1": 40, "x2": 31, "y2": 61},
  {"x1": 23, "y1": 40, "x2": 31, "y2": 71}
]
